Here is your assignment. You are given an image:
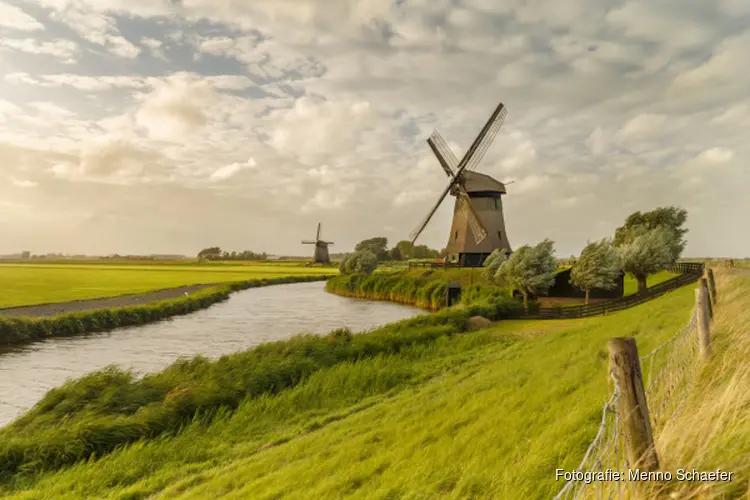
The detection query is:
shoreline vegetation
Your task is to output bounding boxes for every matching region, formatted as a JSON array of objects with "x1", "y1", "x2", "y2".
[
  {"x1": 0, "y1": 275, "x2": 332, "y2": 349},
  {"x1": 0, "y1": 294, "x2": 522, "y2": 481},
  {"x1": 325, "y1": 271, "x2": 509, "y2": 310}
]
